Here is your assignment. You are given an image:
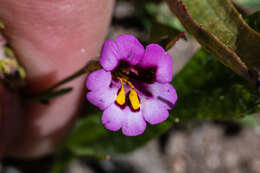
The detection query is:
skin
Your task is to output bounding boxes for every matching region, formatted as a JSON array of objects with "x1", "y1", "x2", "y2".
[{"x1": 0, "y1": 0, "x2": 114, "y2": 158}]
